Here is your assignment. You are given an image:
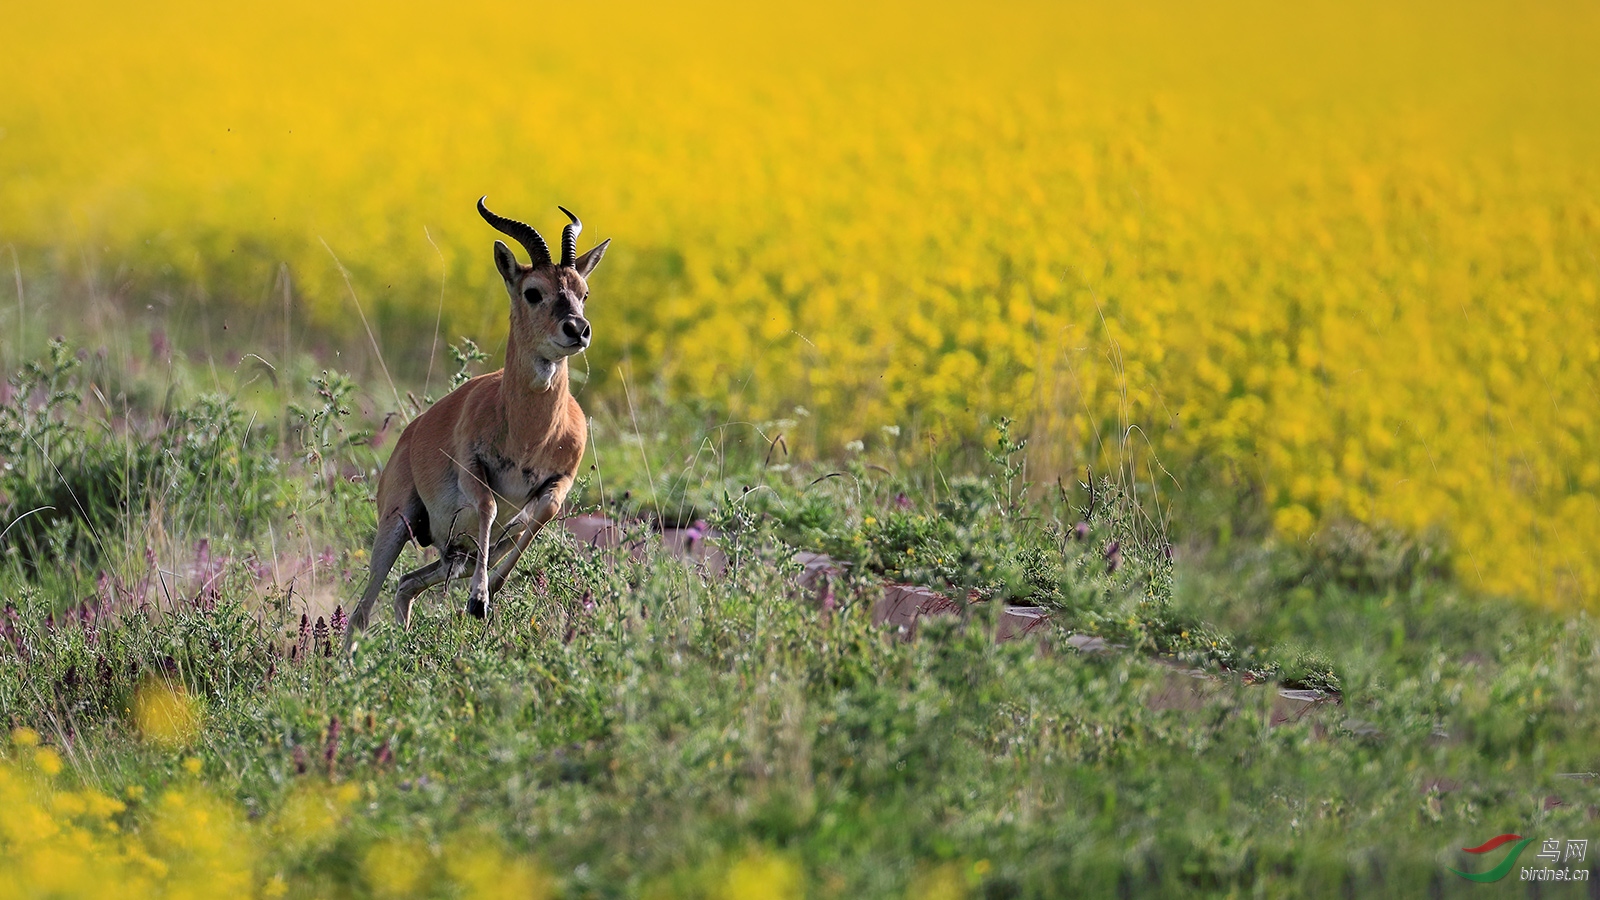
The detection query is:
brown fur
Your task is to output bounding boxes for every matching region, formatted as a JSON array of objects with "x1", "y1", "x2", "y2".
[{"x1": 345, "y1": 214, "x2": 609, "y2": 647}]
